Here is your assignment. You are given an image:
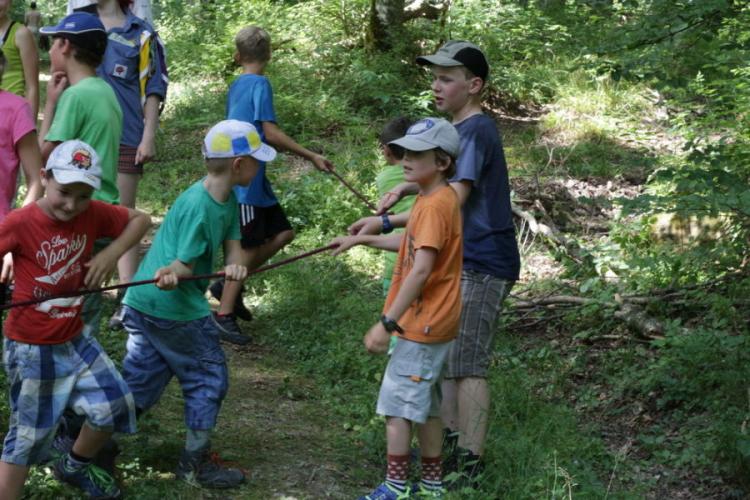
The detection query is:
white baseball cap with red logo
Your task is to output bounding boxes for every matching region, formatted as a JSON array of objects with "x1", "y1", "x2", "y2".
[{"x1": 45, "y1": 140, "x2": 102, "y2": 190}]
